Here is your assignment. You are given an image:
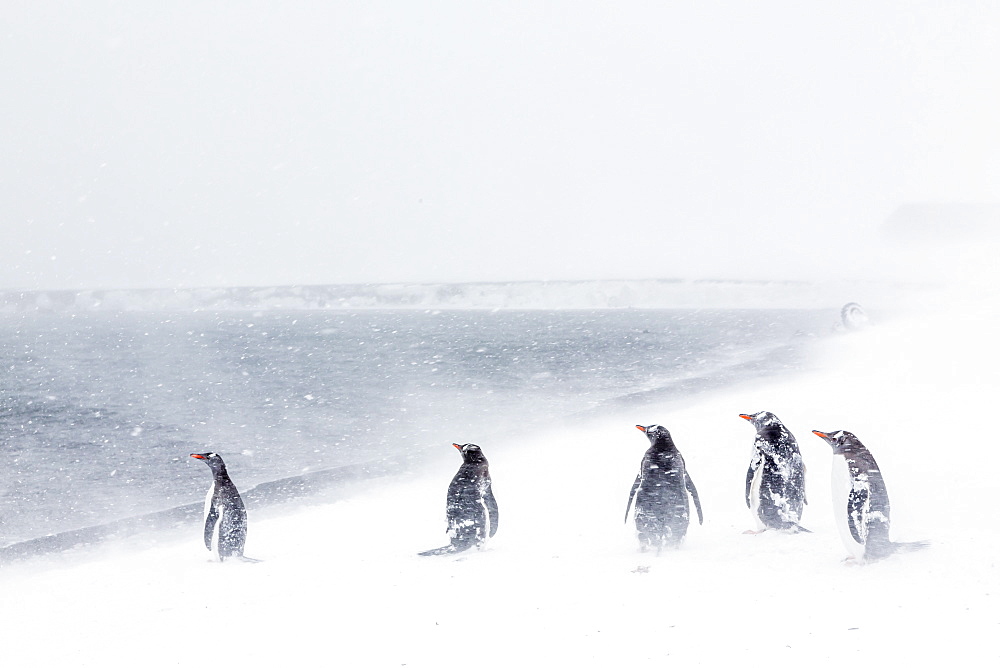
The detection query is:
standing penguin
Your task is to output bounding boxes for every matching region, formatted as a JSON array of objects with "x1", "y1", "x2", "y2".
[
  {"x1": 812, "y1": 430, "x2": 928, "y2": 562},
  {"x1": 740, "y1": 411, "x2": 808, "y2": 532},
  {"x1": 625, "y1": 424, "x2": 703, "y2": 552},
  {"x1": 190, "y1": 452, "x2": 248, "y2": 561},
  {"x1": 419, "y1": 443, "x2": 499, "y2": 557}
]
